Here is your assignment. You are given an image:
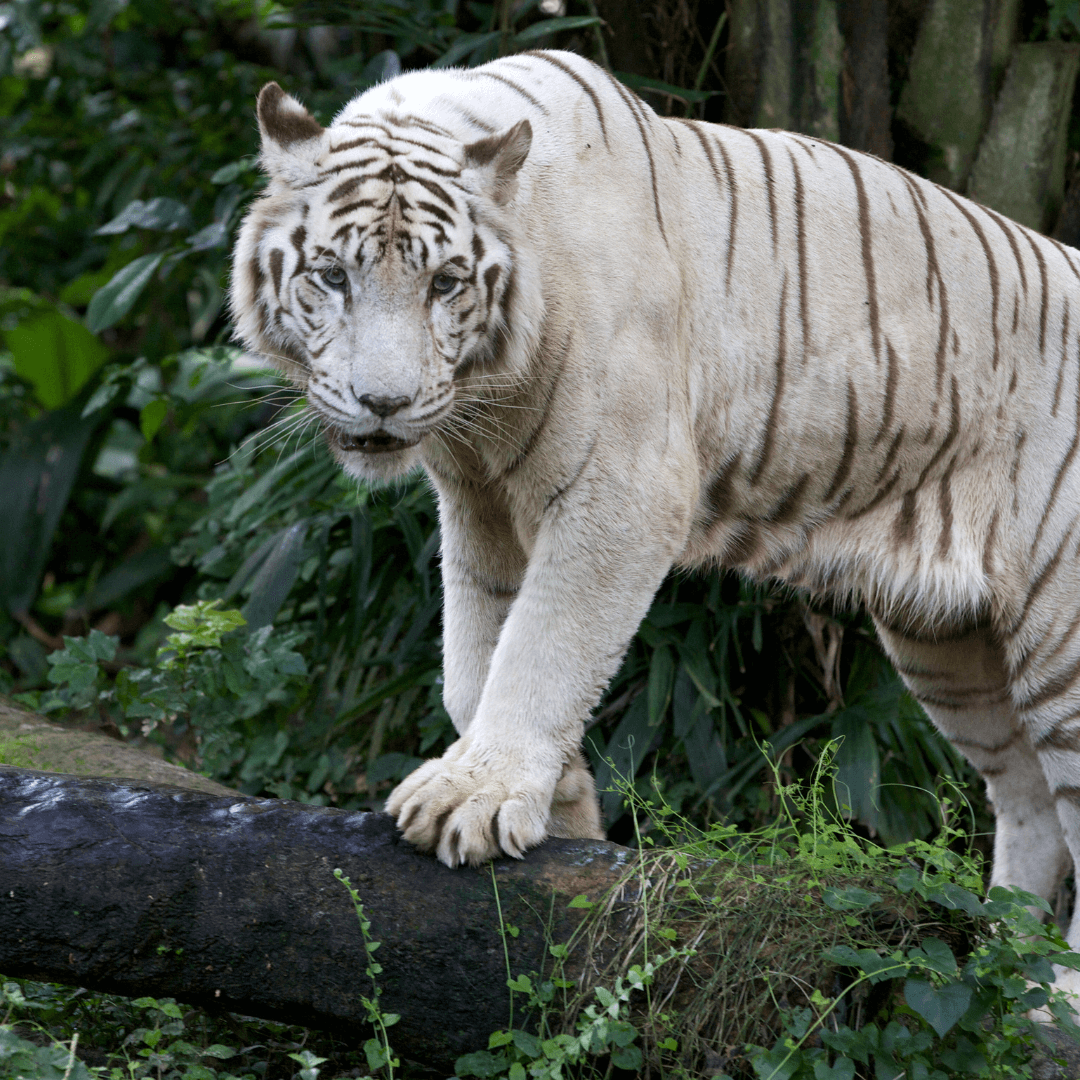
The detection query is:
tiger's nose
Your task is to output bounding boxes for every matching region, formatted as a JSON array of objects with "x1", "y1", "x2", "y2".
[{"x1": 359, "y1": 394, "x2": 411, "y2": 418}]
